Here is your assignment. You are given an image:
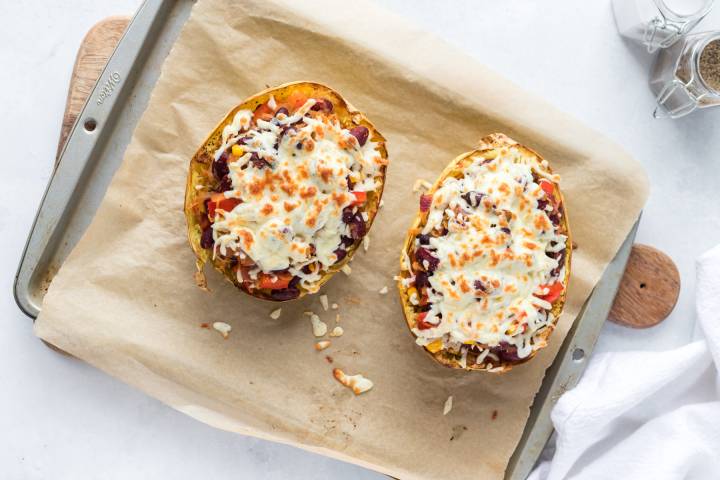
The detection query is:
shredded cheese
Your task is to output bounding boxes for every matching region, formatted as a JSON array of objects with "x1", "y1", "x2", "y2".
[
  {"x1": 443, "y1": 395, "x2": 453, "y2": 415},
  {"x1": 310, "y1": 314, "x2": 327, "y2": 337},
  {"x1": 333, "y1": 368, "x2": 374, "y2": 395},
  {"x1": 212, "y1": 321, "x2": 232, "y2": 339},
  {"x1": 320, "y1": 294, "x2": 329, "y2": 311},
  {"x1": 407, "y1": 146, "x2": 566, "y2": 361},
  {"x1": 210, "y1": 98, "x2": 384, "y2": 292}
]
